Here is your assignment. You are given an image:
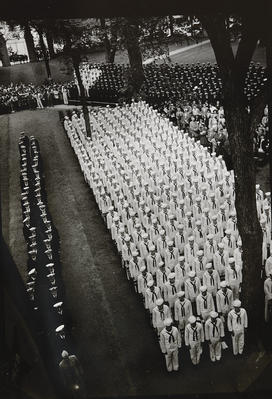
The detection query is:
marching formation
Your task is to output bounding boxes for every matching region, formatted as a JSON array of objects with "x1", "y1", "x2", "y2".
[
  {"x1": 18, "y1": 132, "x2": 72, "y2": 367},
  {"x1": 60, "y1": 100, "x2": 272, "y2": 372},
  {"x1": 78, "y1": 61, "x2": 266, "y2": 105}
]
